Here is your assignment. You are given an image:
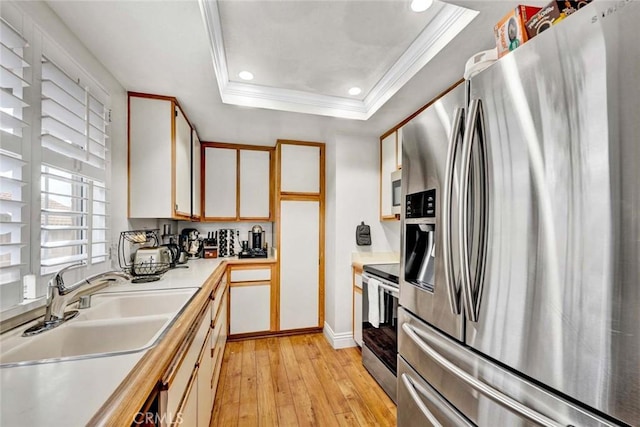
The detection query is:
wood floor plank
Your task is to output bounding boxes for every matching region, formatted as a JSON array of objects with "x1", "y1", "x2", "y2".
[
  {"x1": 215, "y1": 341, "x2": 243, "y2": 425},
  {"x1": 238, "y1": 340, "x2": 258, "y2": 425},
  {"x1": 255, "y1": 338, "x2": 278, "y2": 426},
  {"x1": 336, "y1": 411, "x2": 362, "y2": 427},
  {"x1": 267, "y1": 336, "x2": 293, "y2": 409},
  {"x1": 211, "y1": 333, "x2": 397, "y2": 427},
  {"x1": 289, "y1": 335, "x2": 340, "y2": 426},
  {"x1": 340, "y1": 352, "x2": 397, "y2": 426}
]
